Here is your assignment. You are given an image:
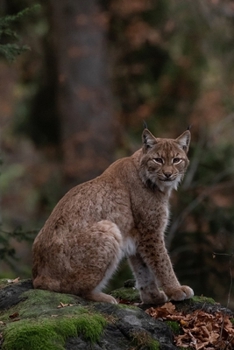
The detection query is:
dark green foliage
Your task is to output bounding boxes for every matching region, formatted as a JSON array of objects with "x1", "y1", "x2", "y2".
[
  {"x1": 165, "y1": 320, "x2": 181, "y2": 336},
  {"x1": 130, "y1": 329, "x2": 160, "y2": 350},
  {"x1": 0, "y1": 5, "x2": 40, "y2": 62},
  {"x1": 0, "y1": 43, "x2": 28, "y2": 62},
  {"x1": 0, "y1": 225, "x2": 36, "y2": 271}
]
